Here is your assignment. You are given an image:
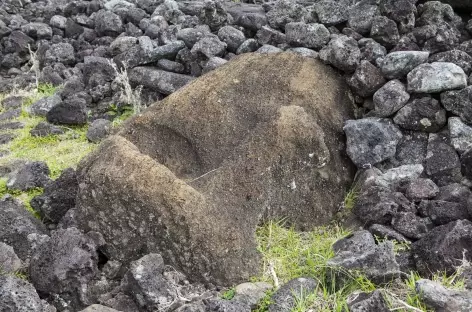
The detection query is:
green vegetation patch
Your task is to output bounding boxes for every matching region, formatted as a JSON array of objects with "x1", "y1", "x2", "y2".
[
  {"x1": 253, "y1": 221, "x2": 466, "y2": 312},
  {"x1": 0, "y1": 85, "x2": 96, "y2": 179}
]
